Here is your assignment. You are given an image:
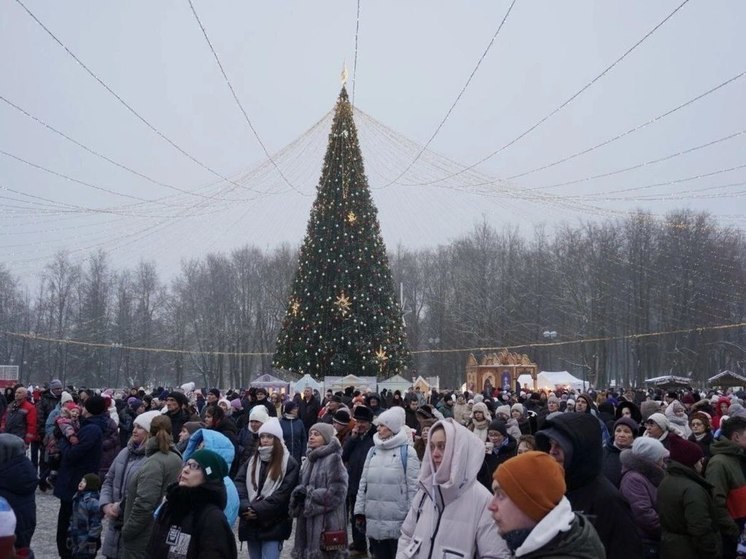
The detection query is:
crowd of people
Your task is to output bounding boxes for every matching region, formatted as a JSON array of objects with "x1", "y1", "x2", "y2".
[{"x1": 0, "y1": 380, "x2": 745, "y2": 558}]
